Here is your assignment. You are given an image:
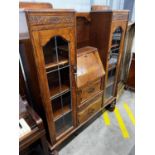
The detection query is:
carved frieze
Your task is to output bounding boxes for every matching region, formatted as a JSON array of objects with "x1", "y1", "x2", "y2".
[
  {"x1": 28, "y1": 15, "x2": 74, "y2": 26},
  {"x1": 112, "y1": 13, "x2": 128, "y2": 21}
]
